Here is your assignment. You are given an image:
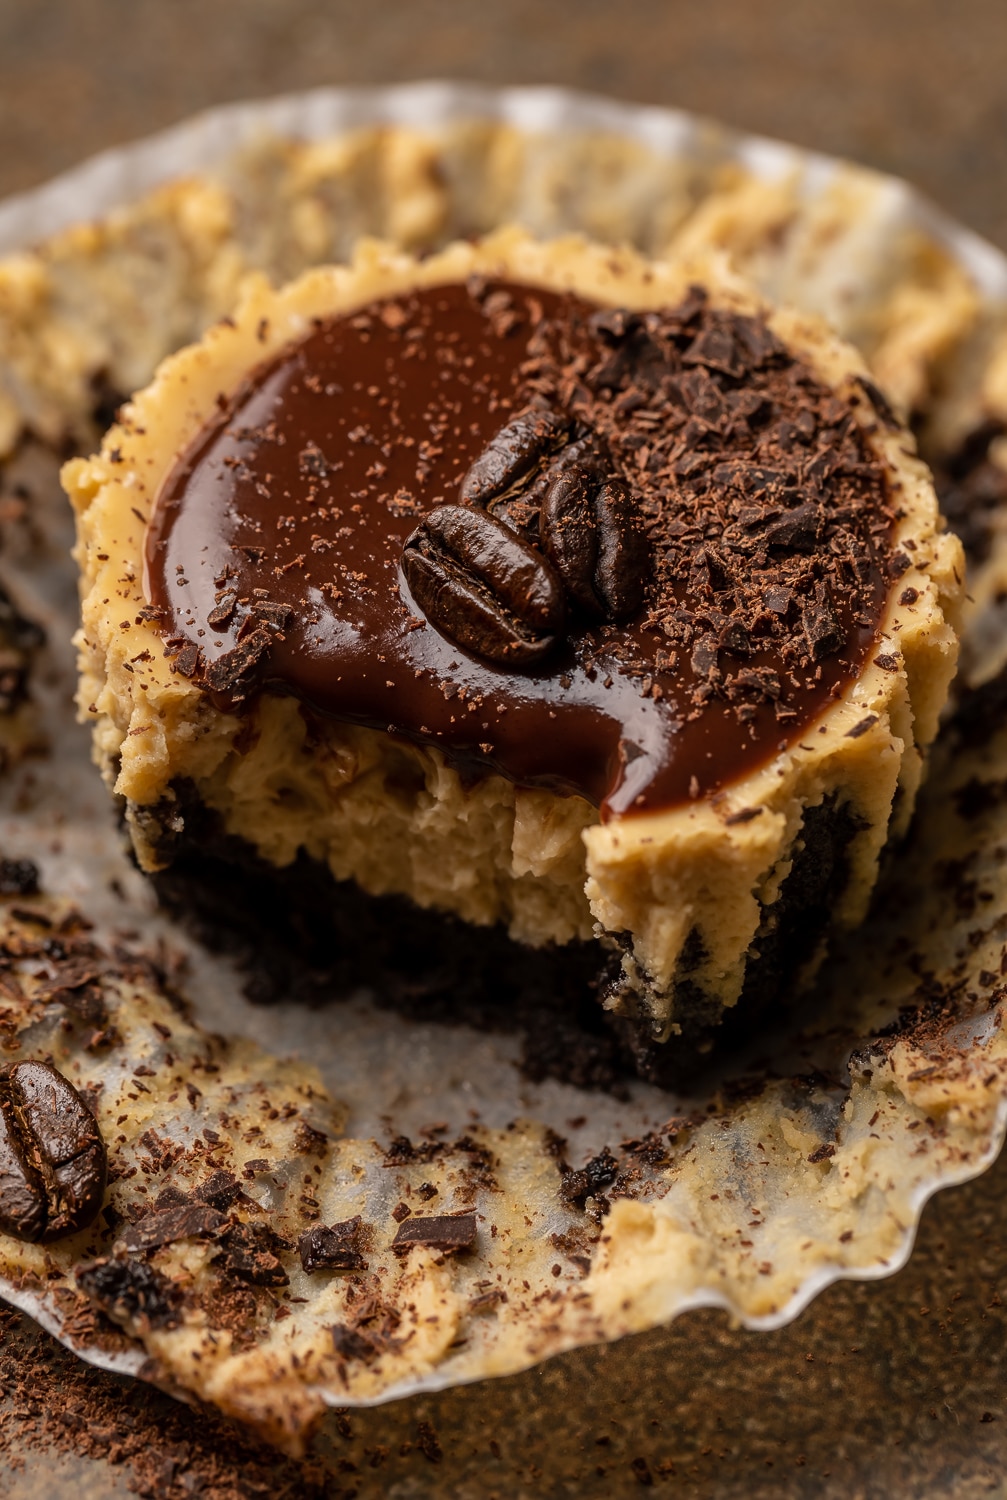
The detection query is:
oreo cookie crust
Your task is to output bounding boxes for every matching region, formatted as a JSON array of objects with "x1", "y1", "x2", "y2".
[{"x1": 64, "y1": 228, "x2": 963, "y2": 1048}]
